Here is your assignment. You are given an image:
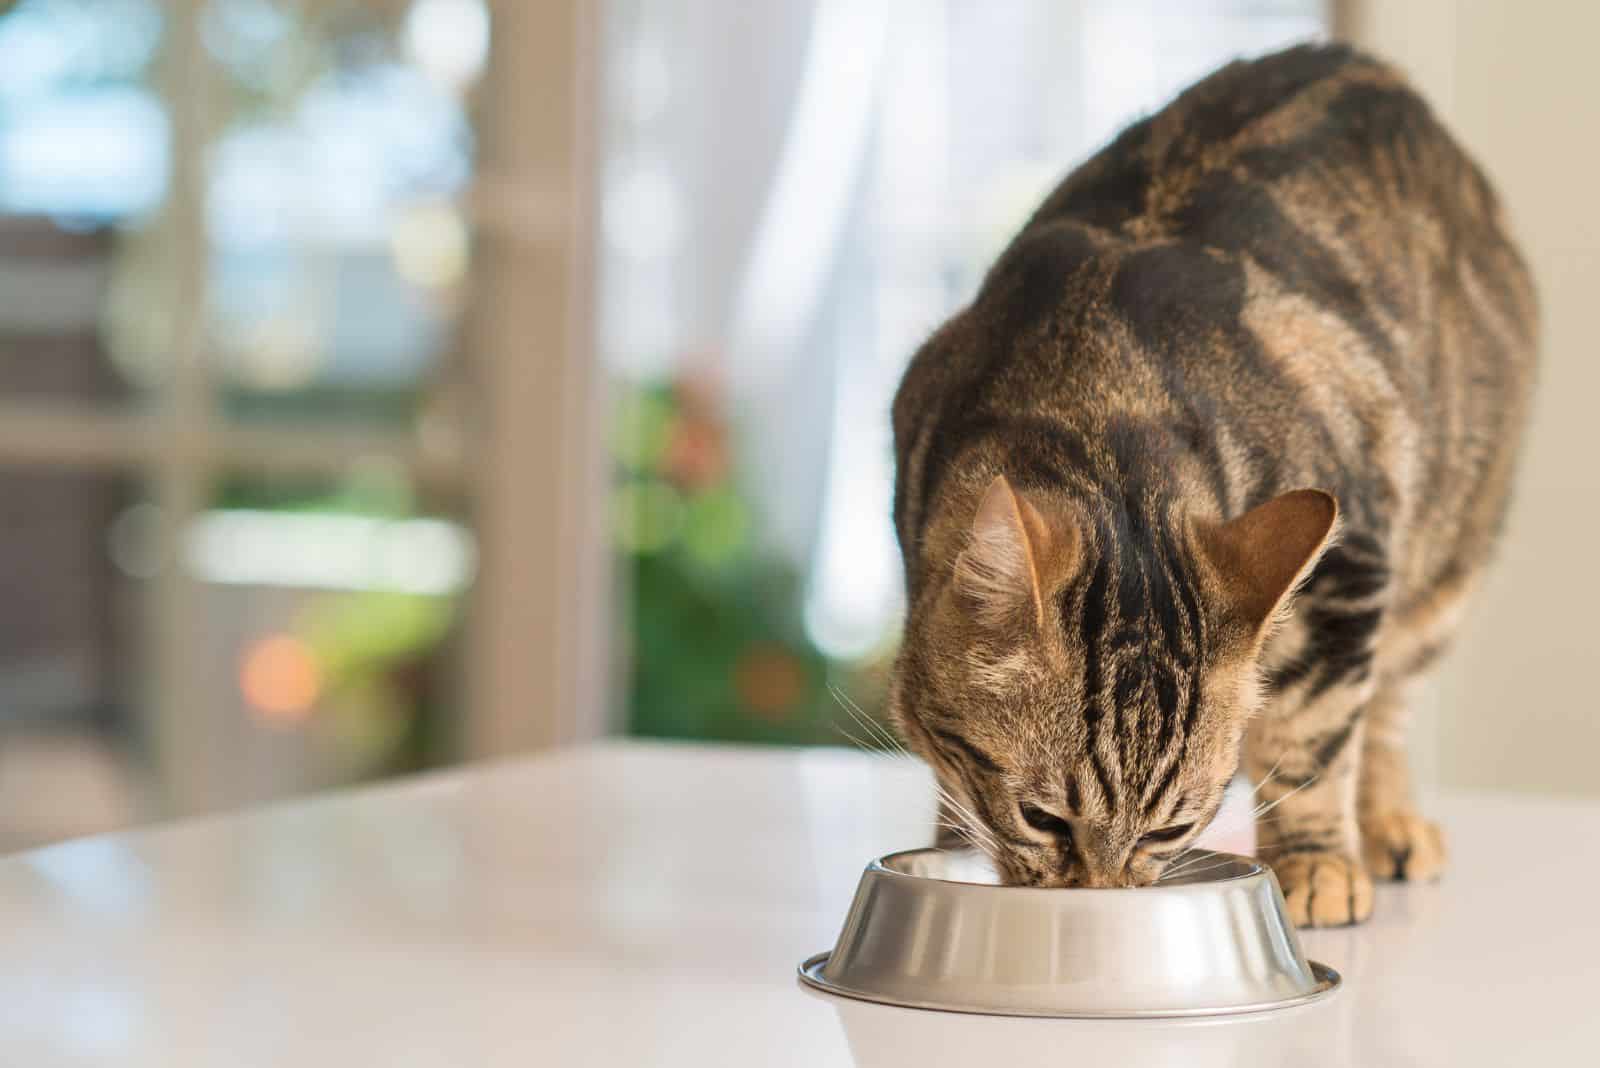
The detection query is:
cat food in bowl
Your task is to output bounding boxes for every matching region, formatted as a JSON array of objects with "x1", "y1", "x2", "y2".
[{"x1": 799, "y1": 847, "x2": 1338, "y2": 1018}]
